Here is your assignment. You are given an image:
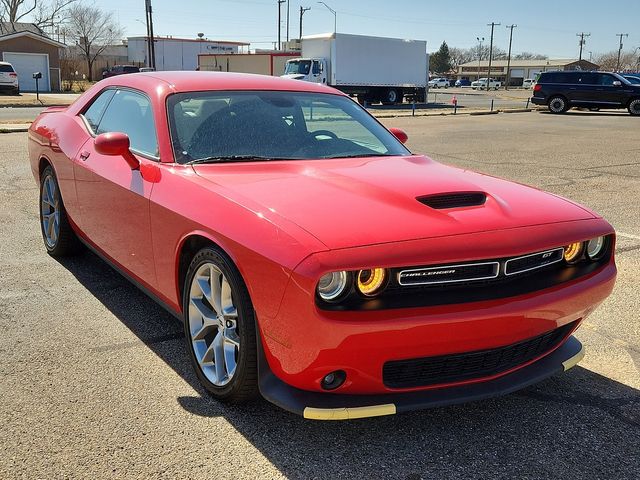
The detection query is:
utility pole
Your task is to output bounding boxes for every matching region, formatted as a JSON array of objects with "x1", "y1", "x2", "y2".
[
  {"x1": 317, "y1": 2, "x2": 336, "y2": 34},
  {"x1": 476, "y1": 36, "x2": 484, "y2": 81},
  {"x1": 286, "y1": 0, "x2": 290, "y2": 43},
  {"x1": 486, "y1": 22, "x2": 500, "y2": 90},
  {"x1": 505, "y1": 24, "x2": 517, "y2": 90},
  {"x1": 299, "y1": 6, "x2": 310, "y2": 39},
  {"x1": 277, "y1": 0, "x2": 285, "y2": 50},
  {"x1": 576, "y1": 32, "x2": 590, "y2": 61},
  {"x1": 144, "y1": 0, "x2": 152, "y2": 68},
  {"x1": 146, "y1": 0, "x2": 156, "y2": 70},
  {"x1": 616, "y1": 33, "x2": 629, "y2": 71}
]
